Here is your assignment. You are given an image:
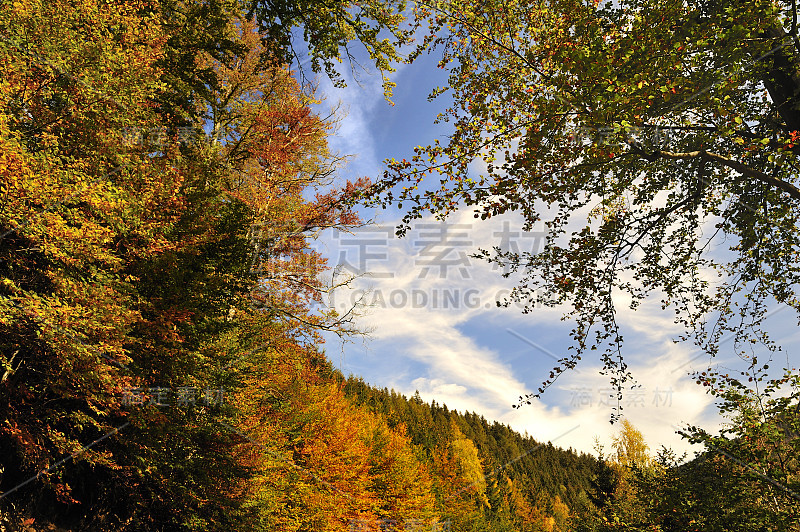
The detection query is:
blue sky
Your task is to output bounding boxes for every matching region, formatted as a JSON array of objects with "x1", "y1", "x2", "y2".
[{"x1": 304, "y1": 47, "x2": 800, "y2": 459}]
